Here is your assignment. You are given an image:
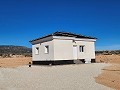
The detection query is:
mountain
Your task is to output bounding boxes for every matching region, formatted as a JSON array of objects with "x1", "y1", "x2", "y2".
[{"x1": 0, "y1": 45, "x2": 32, "y2": 57}]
